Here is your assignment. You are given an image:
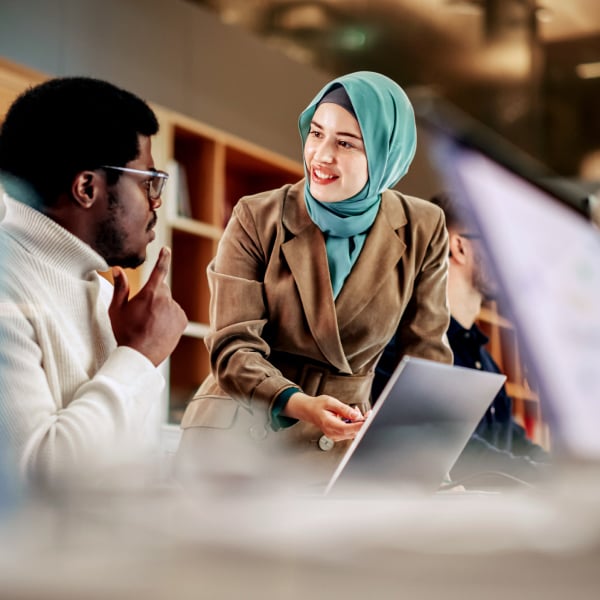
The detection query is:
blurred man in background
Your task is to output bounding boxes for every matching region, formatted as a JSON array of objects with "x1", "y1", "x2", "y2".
[{"x1": 374, "y1": 192, "x2": 550, "y2": 487}]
